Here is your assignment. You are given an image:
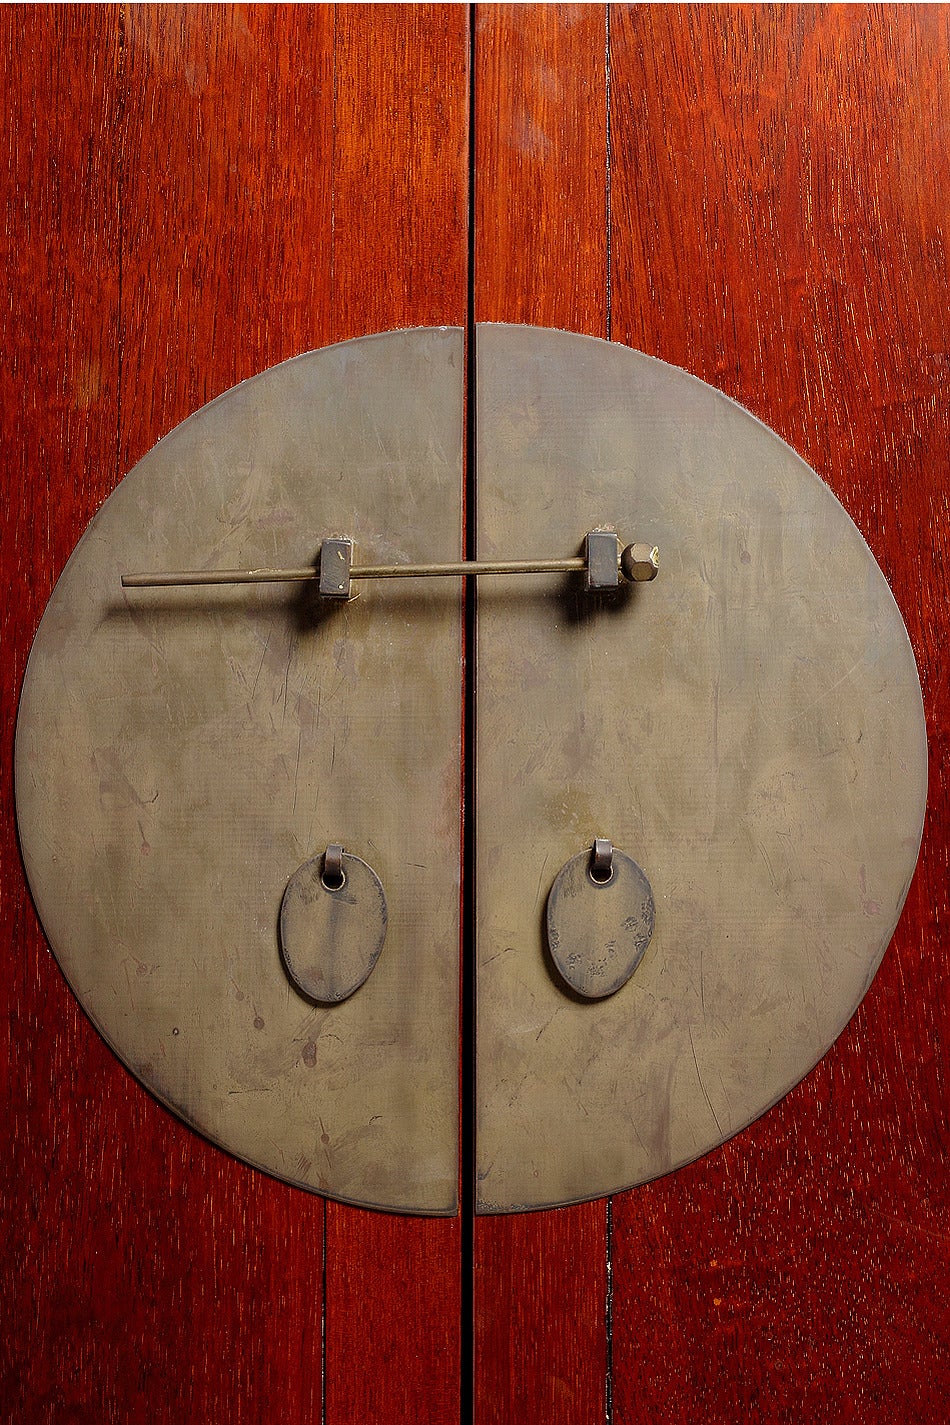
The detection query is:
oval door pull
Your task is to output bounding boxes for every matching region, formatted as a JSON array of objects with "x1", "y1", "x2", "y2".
[
  {"x1": 280, "y1": 847, "x2": 388, "y2": 1004},
  {"x1": 546, "y1": 842, "x2": 655, "y2": 1000}
]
